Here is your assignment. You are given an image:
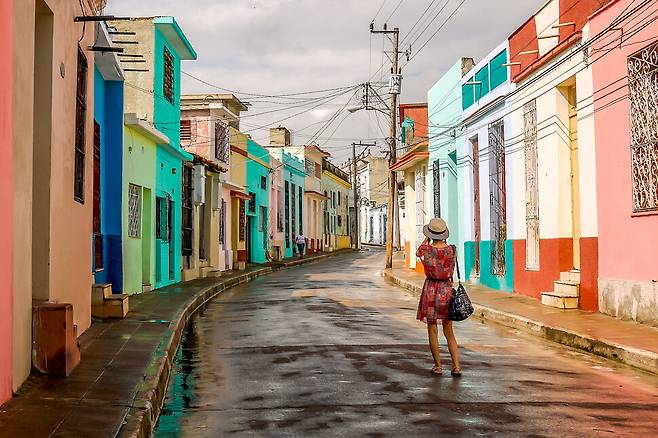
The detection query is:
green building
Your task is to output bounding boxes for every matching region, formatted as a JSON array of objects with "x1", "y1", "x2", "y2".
[
  {"x1": 111, "y1": 16, "x2": 196, "y2": 289},
  {"x1": 245, "y1": 139, "x2": 271, "y2": 264}
]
